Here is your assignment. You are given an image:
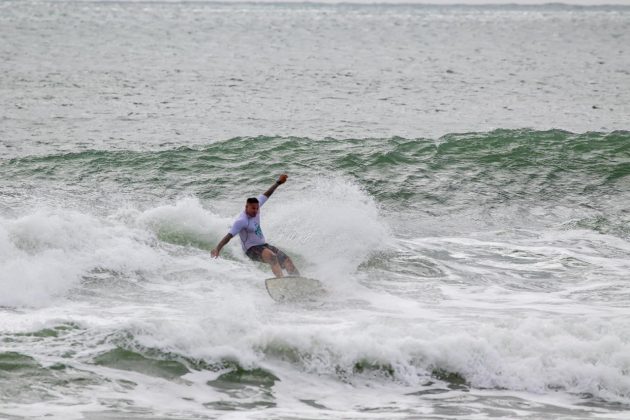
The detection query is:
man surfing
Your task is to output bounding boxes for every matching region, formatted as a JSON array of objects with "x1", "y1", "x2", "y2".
[{"x1": 211, "y1": 174, "x2": 301, "y2": 278}]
